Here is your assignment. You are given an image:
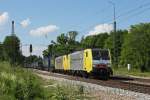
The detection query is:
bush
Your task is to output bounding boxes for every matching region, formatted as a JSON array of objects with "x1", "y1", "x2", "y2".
[
  {"x1": 0, "y1": 62, "x2": 89, "y2": 100},
  {"x1": 0, "y1": 62, "x2": 46, "y2": 100},
  {"x1": 46, "y1": 84, "x2": 89, "y2": 100}
]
